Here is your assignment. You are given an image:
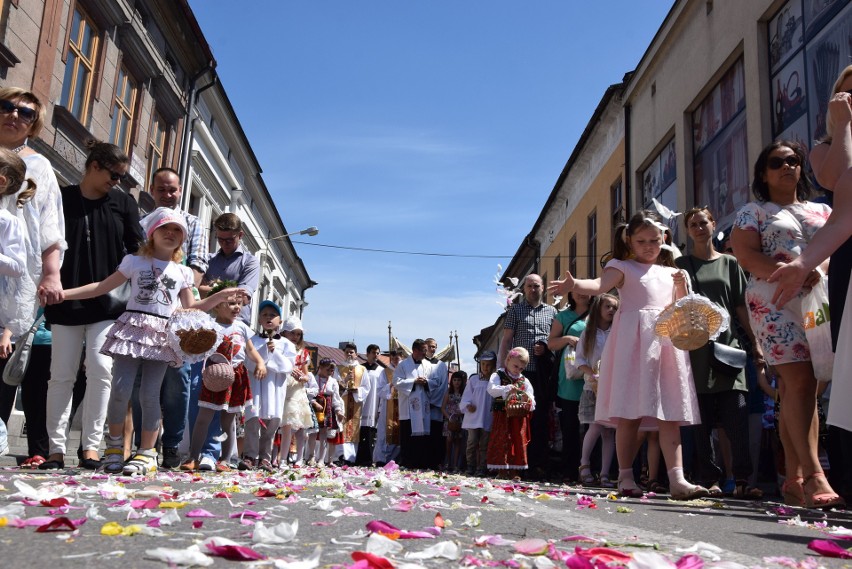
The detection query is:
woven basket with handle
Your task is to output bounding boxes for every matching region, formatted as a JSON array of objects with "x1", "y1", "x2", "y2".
[
  {"x1": 202, "y1": 353, "x2": 235, "y2": 392},
  {"x1": 654, "y1": 271, "x2": 729, "y2": 351},
  {"x1": 505, "y1": 391, "x2": 532, "y2": 418}
]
